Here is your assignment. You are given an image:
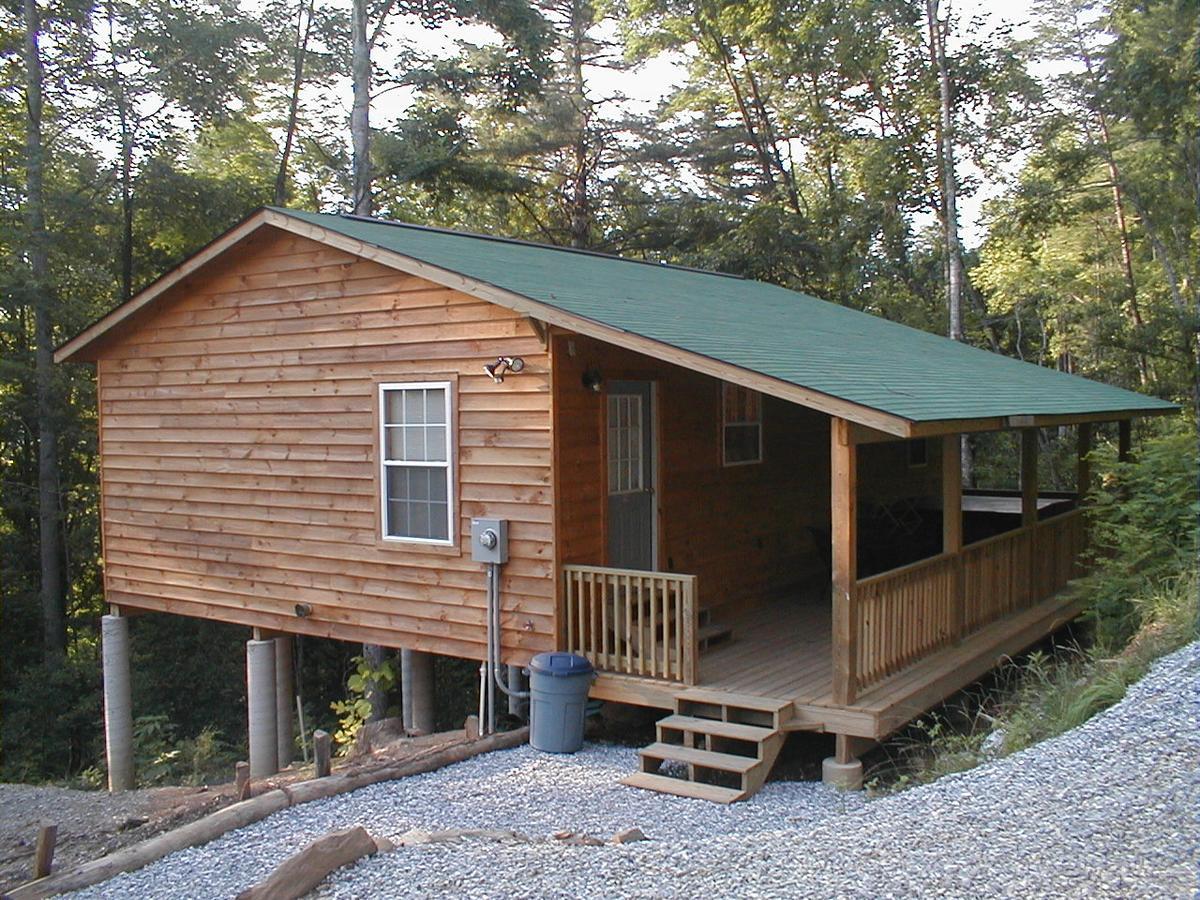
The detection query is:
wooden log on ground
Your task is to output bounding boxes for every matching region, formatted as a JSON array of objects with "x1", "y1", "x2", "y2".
[
  {"x1": 235, "y1": 826, "x2": 380, "y2": 900},
  {"x1": 6, "y1": 727, "x2": 528, "y2": 900},
  {"x1": 32, "y1": 826, "x2": 56, "y2": 880}
]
